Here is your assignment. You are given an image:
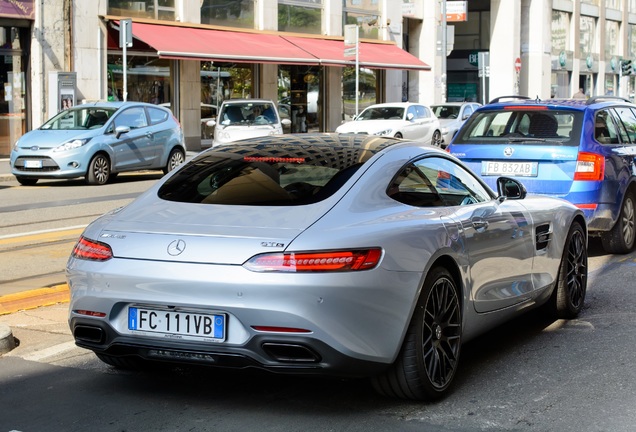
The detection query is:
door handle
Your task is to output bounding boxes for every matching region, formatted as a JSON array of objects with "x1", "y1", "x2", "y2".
[{"x1": 472, "y1": 218, "x2": 489, "y2": 231}]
